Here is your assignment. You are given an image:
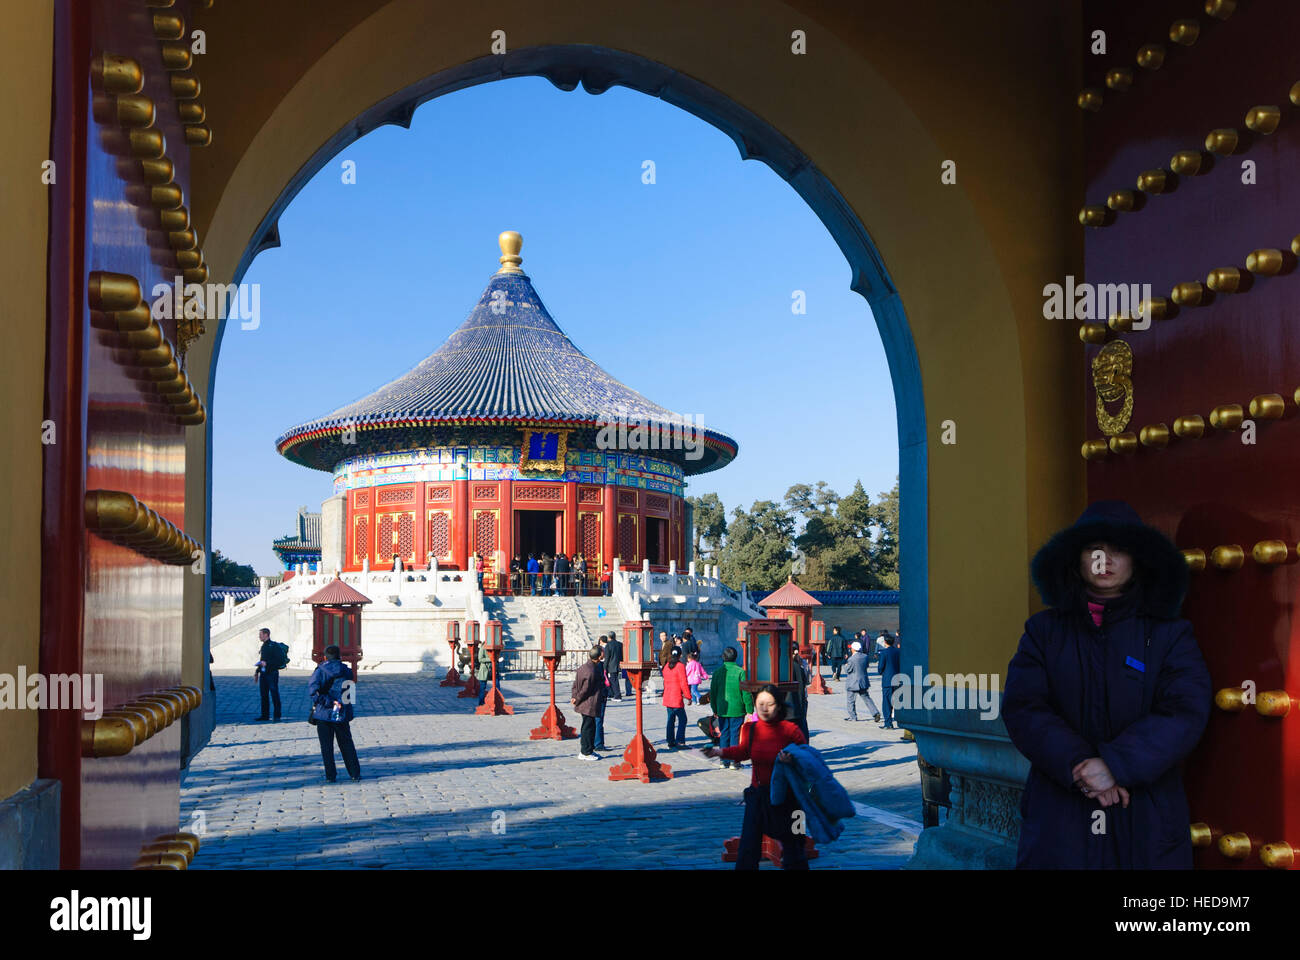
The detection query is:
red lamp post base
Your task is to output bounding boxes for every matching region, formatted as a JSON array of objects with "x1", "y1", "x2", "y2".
[
  {"x1": 808, "y1": 645, "x2": 831, "y2": 694},
  {"x1": 609, "y1": 665, "x2": 671, "y2": 782},
  {"x1": 530, "y1": 703, "x2": 577, "y2": 740},
  {"x1": 721, "y1": 835, "x2": 819, "y2": 868},
  {"x1": 459, "y1": 642, "x2": 481, "y2": 697},
  {"x1": 531, "y1": 658, "x2": 575, "y2": 738},
  {"x1": 441, "y1": 640, "x2": 463, "y2": 686},
  {"x1": 475, "y1": 684, "x2": 514, "y2": 716},
  {"x1": 608, "y1": 733, "x2": 672, "y2": 782}
]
